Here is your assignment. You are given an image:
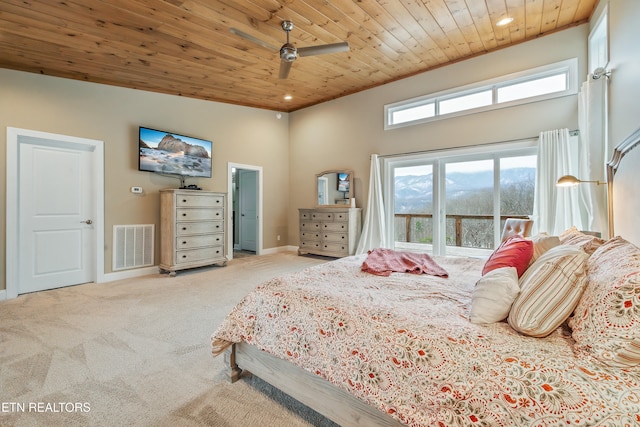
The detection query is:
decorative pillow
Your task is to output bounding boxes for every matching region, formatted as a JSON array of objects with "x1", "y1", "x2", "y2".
[
  {"x1": 482, "y1": 235, "x2": 533, "y2": 277},
  {"x1": 559, "y1": 227, "x2": 605, "y2": 255},
  {"x1": 568, "y1": 237, "x2": 640, "y2": 368},
  {"x1": 508, "y1": 245, "x2": 588, "y2": 337},
  {"x1": 528, "y1": 233, "x2": 561, "y2": 265},
  {"x1": 470, "y1": 267, "x2": 520, "y2": 324}
]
